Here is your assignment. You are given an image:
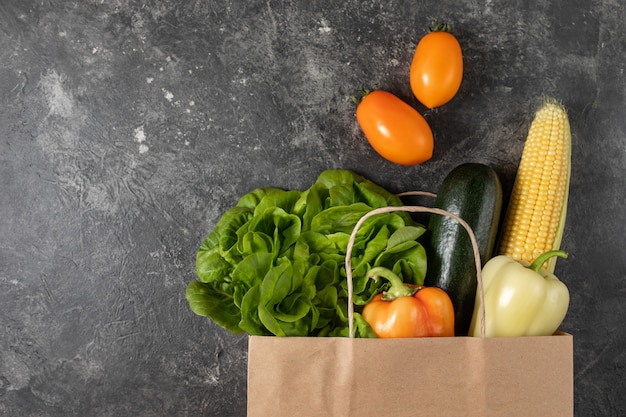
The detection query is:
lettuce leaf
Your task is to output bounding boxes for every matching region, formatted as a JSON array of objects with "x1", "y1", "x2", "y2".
[{"x1": 186, "y1": 169, "x2": 427, "y2": 337}]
